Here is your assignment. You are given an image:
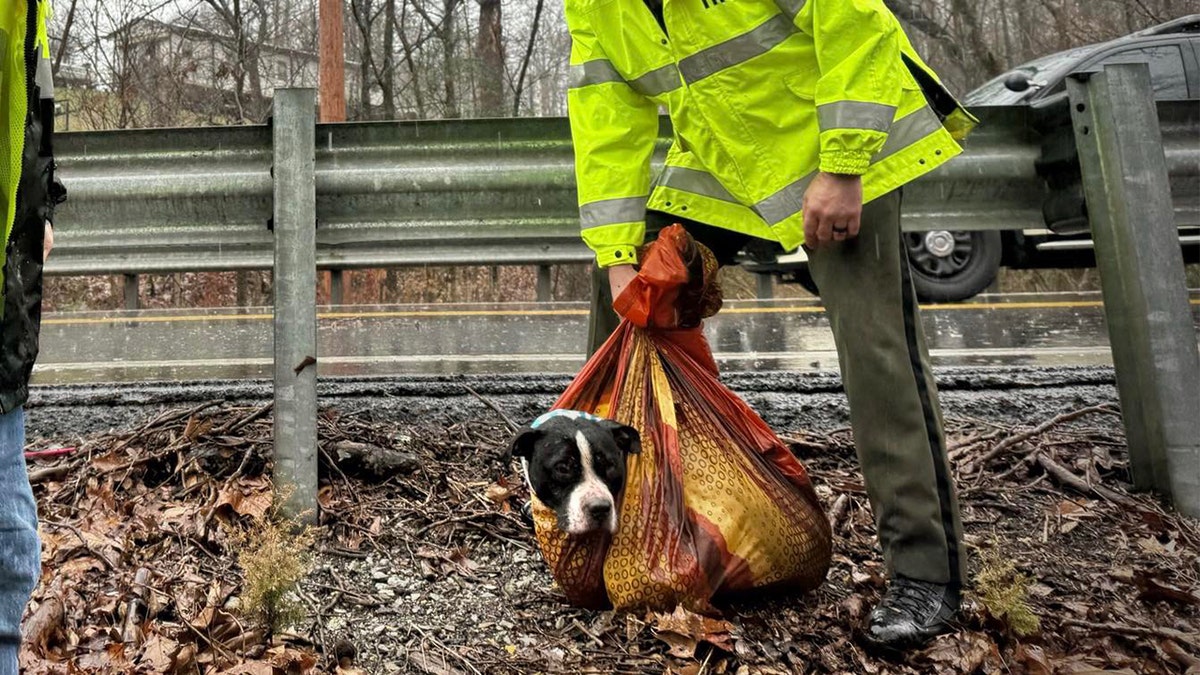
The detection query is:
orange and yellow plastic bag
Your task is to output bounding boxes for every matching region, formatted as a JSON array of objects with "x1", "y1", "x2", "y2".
[{"x1": 531, "y1": 225, "x2": 832, "y2": 612}]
